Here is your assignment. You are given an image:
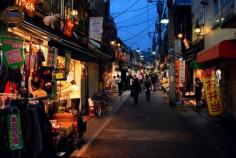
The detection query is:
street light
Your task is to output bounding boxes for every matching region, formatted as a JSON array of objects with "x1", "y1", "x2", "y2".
[
  {"x1": 136, "y1": 47, "x2": 140, "y2": 53},
  {"x1": 160, "y1": 13, "x2": 169, "y2": 24}
]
